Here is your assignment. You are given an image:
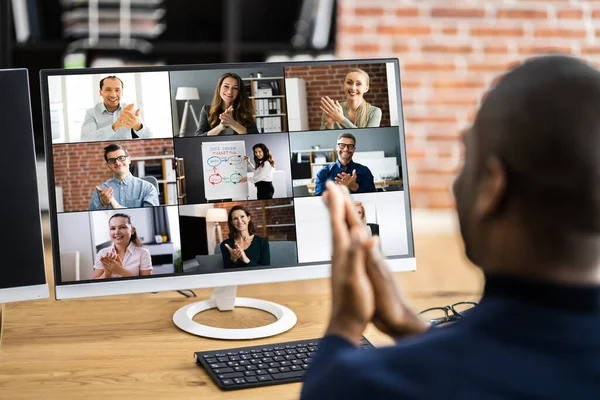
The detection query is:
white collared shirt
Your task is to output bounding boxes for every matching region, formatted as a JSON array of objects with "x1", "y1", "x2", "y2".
[{"x1": 94, "y1": 242, "x2": 153, "y2": 277}]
